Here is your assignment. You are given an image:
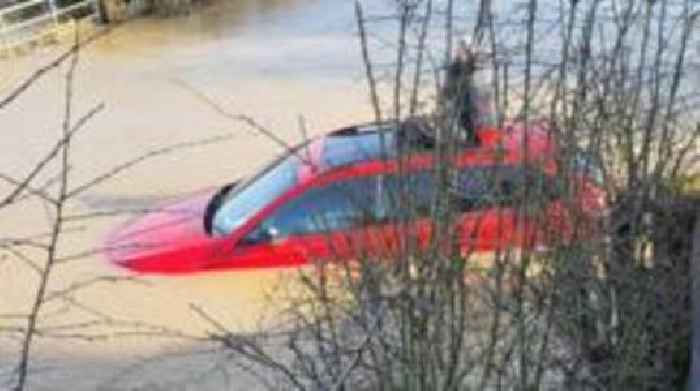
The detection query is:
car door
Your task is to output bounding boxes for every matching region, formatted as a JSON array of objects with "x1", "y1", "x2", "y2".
[
  {"x1": 223, "y1": 175, "x2": 384, "y2": 268},
  {"x1": 379, "y1": 171, "x2": 436, "y2": 254},
  {"x1": 361, "y1": 165, "x2": 545, "y2": 260},
  {"x1": 379, "y1": 166, "x2": 520, "y2": 257},
  {"x1": 453, "y1": 164, "x2": 566, "y2": 257},
  {"x1": 450, "y1": 165, "x2": 523, "y2": 256}
]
